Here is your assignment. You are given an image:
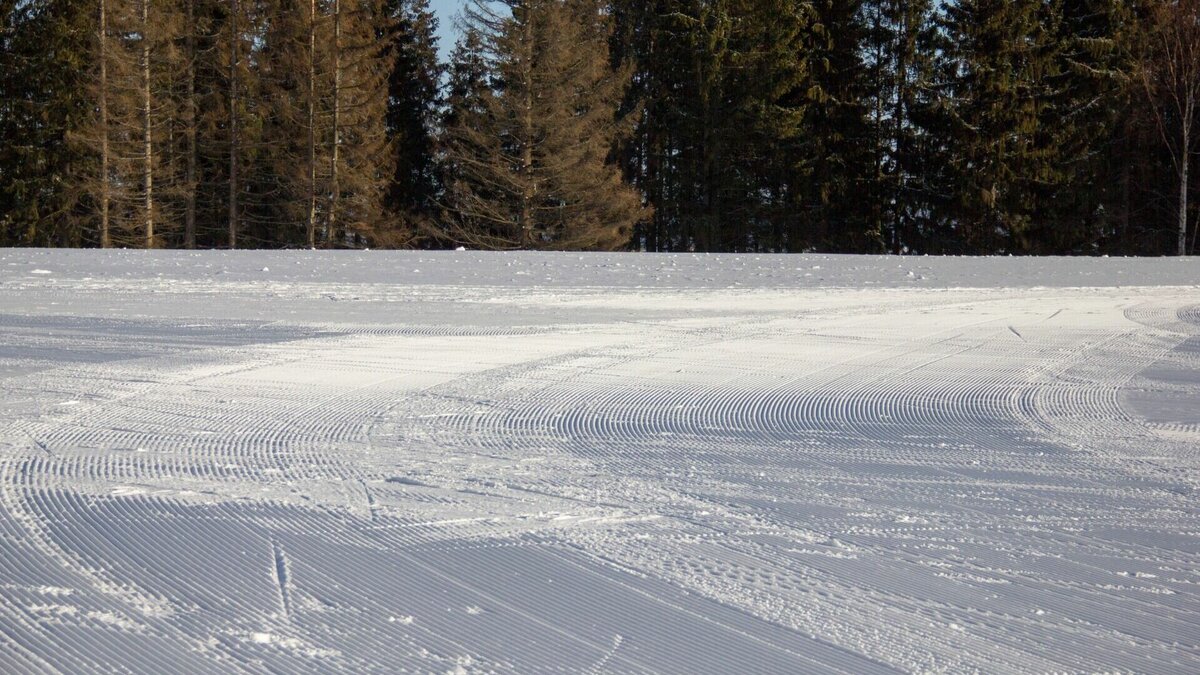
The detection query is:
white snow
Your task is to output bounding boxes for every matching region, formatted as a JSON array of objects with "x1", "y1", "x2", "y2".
[{"x1": 0, "y1": 249, "x2": 1198, "y2": 673}]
